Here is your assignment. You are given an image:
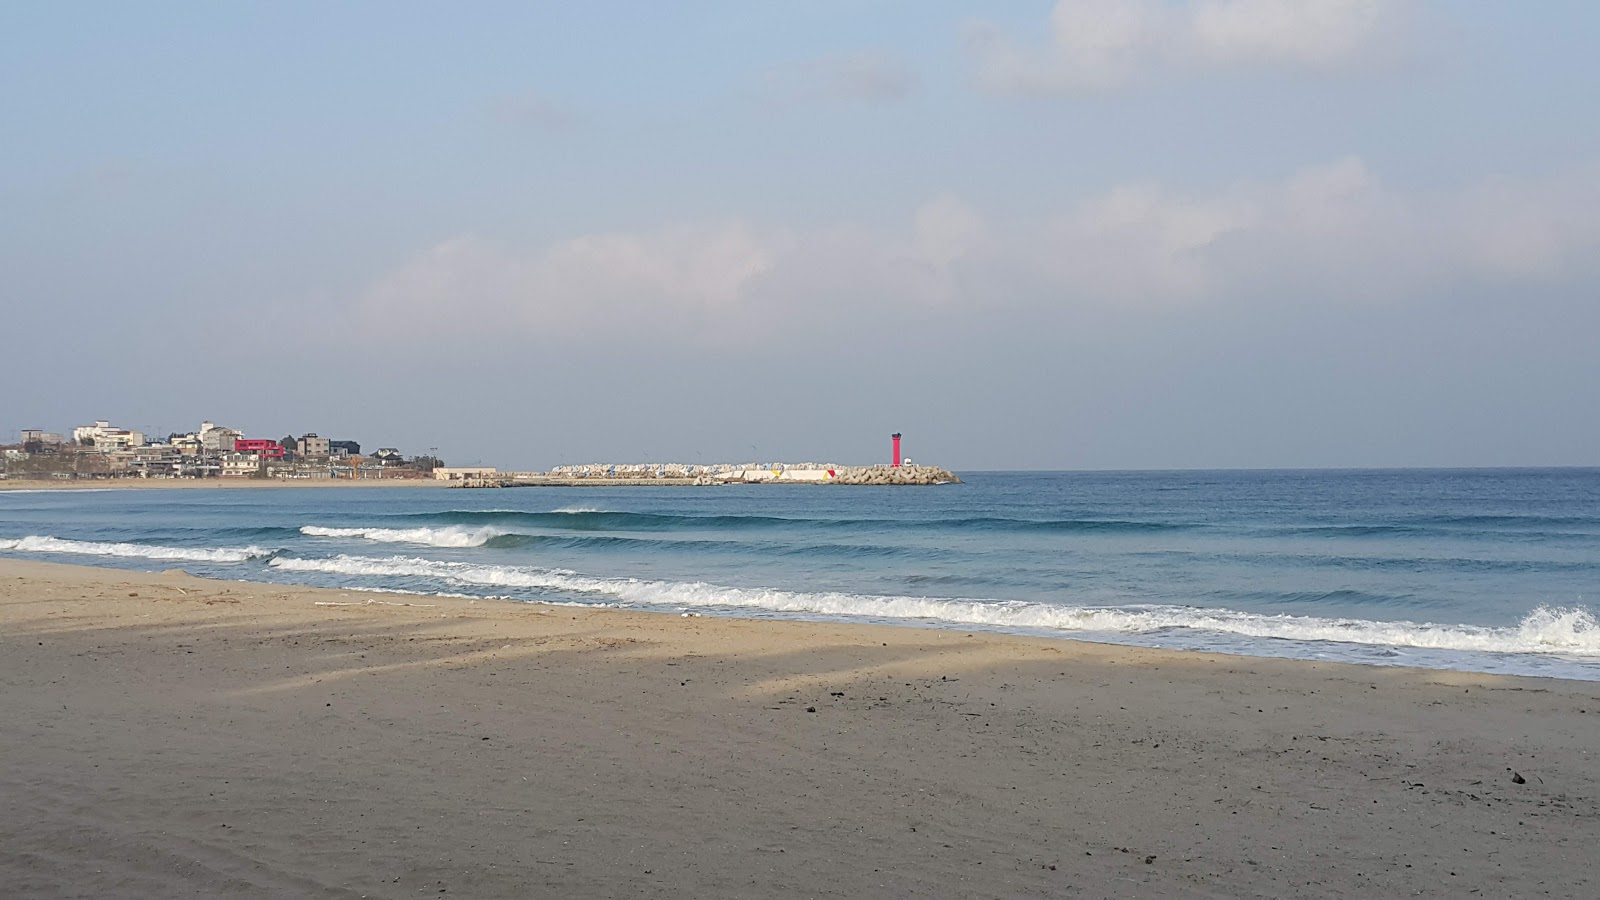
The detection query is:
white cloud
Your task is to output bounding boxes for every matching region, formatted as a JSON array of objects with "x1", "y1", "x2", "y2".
[
  {"x1": 969, "y1": 0, "x2": 1406, "y2": 94},
  {"x1": 1189, "y1": 0, "x2": 1391, "y2": 67},
  {"x1": 351, "y1": 158, "x2": 1600, "y2": 344}
]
